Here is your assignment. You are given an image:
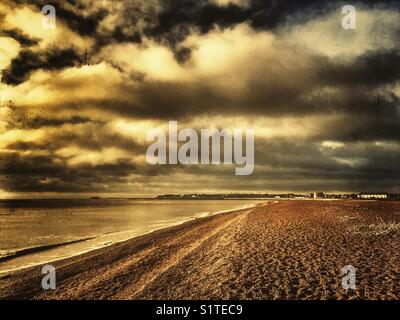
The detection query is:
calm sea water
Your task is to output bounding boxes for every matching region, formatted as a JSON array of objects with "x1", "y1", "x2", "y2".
[{"x1": 0, "y1": 199, "x2": 258, "y2": 274}]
